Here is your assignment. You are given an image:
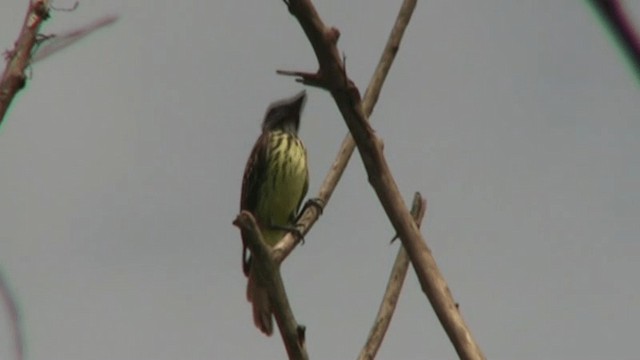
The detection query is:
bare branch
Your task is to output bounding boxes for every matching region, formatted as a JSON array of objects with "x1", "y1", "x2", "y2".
[
  {"x1": 233, "y1": 211, "x2": 308, "y2": 360},
  {"x1": 280, "y1": 1, "x2": 486, "y2": 359},
  {"x1": 0, "y1": 3, "x2": 52, "y2": 357},
  {"x1": 242, "y1": 3, "x2": 416, "y2": 343},
  {"x1": 361, "y1": 0, "x2": 417, "y2": 115},
  {"x1": 588, "y1": 0, "x2": 640, "y2": 81},
  {"x1": 0, "y1": 0, "x2": 51, "y2": 126},
  {"x1": 358, "y1": 192, "x2": 426, "y2": 360},
  {"x1": 272, "y1": 0, "x2": 417, "y2": 265}
]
